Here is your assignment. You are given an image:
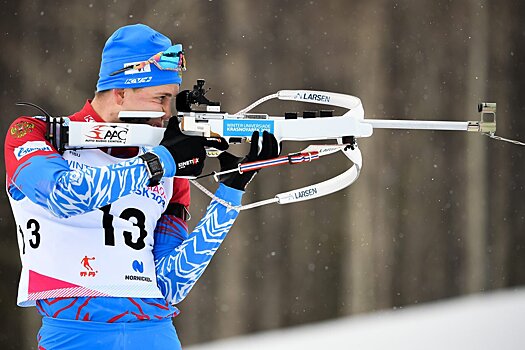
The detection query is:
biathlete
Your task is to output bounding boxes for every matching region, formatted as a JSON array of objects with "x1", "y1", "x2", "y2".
[{"x1": 5, "y1": 24, "x2": 278, "y2": 349}]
